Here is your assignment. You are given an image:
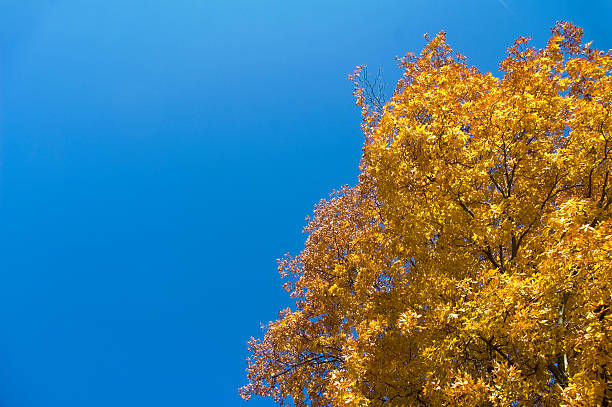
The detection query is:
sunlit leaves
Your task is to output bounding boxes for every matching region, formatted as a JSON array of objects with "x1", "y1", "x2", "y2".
[{"x1": 242, "y1": 22, "x2": 612, "y2": 406}]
